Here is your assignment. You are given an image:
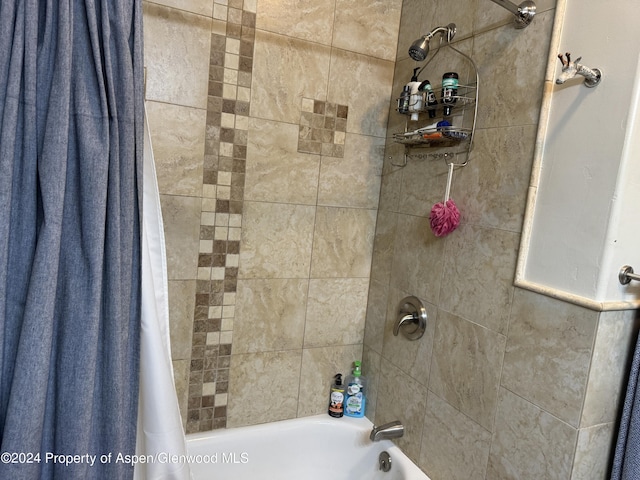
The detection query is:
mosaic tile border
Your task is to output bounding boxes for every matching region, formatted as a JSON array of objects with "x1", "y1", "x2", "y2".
[{"x1": 186, "y1": 1, "x2": 256, "y2": 434}]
